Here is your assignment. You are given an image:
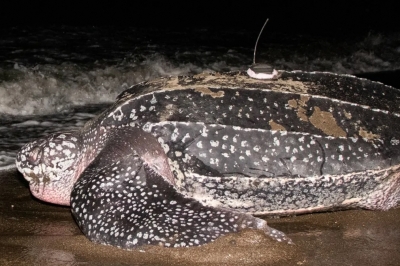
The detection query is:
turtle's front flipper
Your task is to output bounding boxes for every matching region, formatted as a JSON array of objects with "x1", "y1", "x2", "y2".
[{"x1": 71, "y1": 128, "x2": 291, "y2": 248}]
